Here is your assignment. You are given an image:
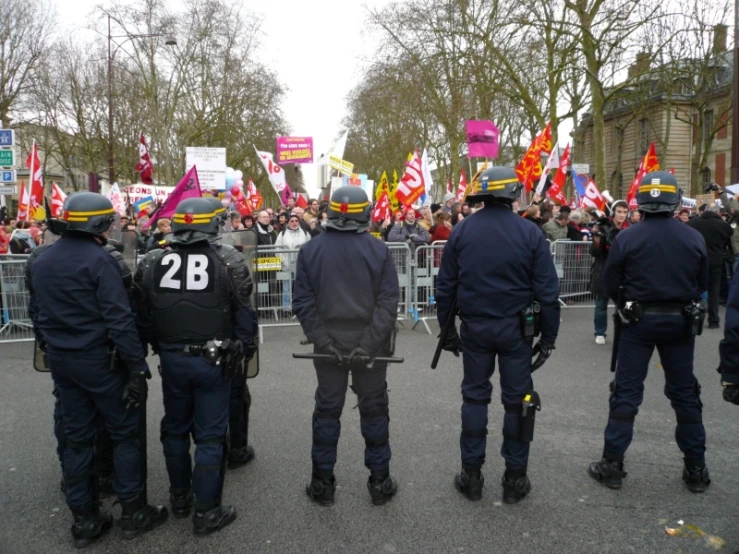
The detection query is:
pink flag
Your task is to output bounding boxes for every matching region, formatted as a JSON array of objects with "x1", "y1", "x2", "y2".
[
  {"x1": 135, "y1": 134, "x2": 154, "y2": 184},
  {"x1": 465, "y1": 120, "x2": 500, "y2": 159},
  {"x1": 143, "y1": 166, "x2": 202, "y2": 228},
  {"x1": 281, "y1": 183, "x2": 294, "y2": 207}
]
